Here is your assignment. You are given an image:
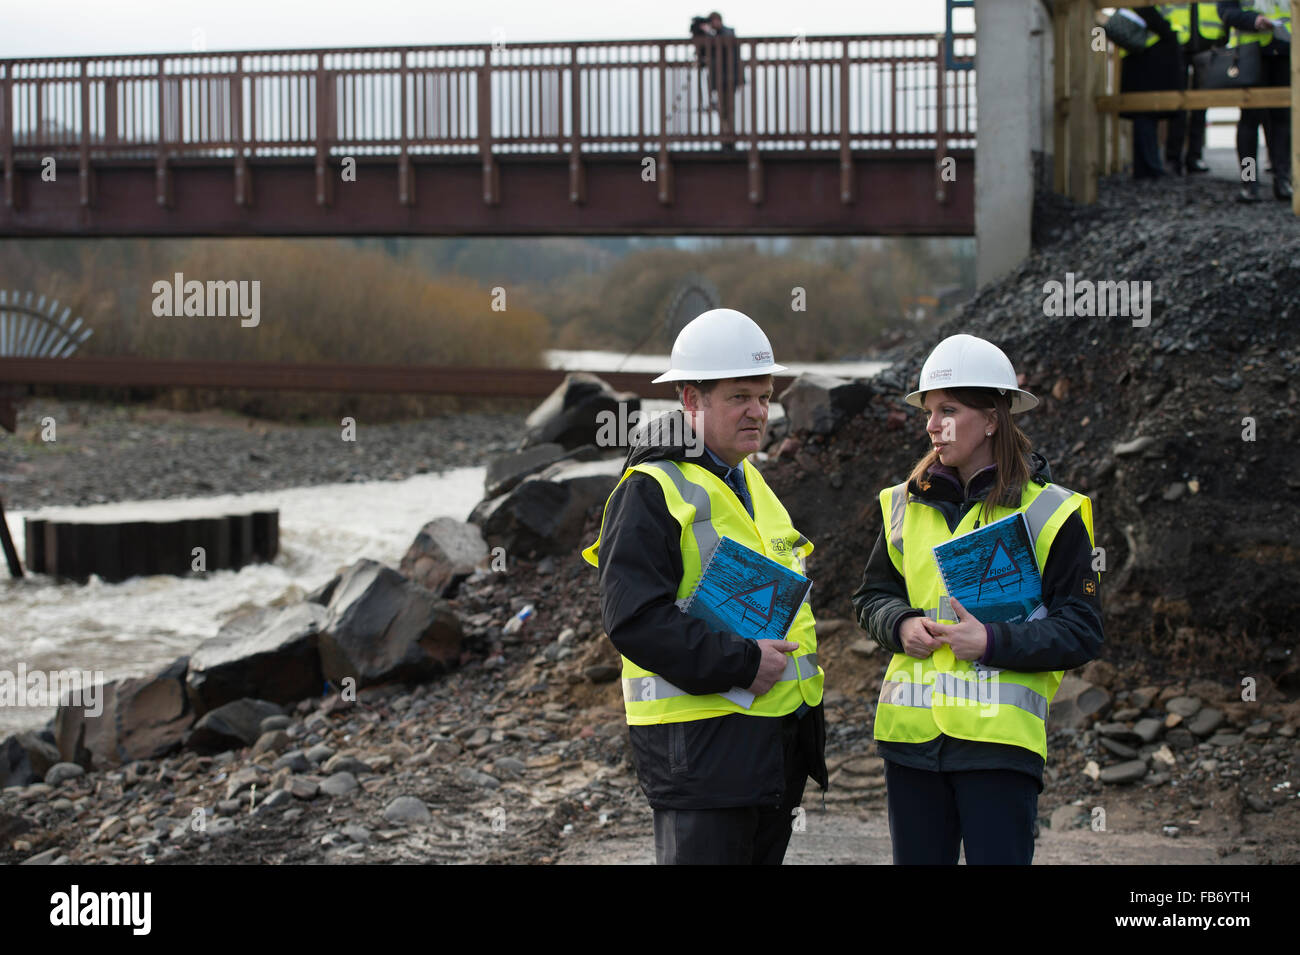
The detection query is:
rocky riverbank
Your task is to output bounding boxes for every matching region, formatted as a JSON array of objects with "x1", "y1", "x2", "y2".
[
  {"x1": 0, "y1": 399, "x2": 526, "y2": 511},
  {"x1": 1, "y1": 169, "x2": 1297, "y2": 864}
]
